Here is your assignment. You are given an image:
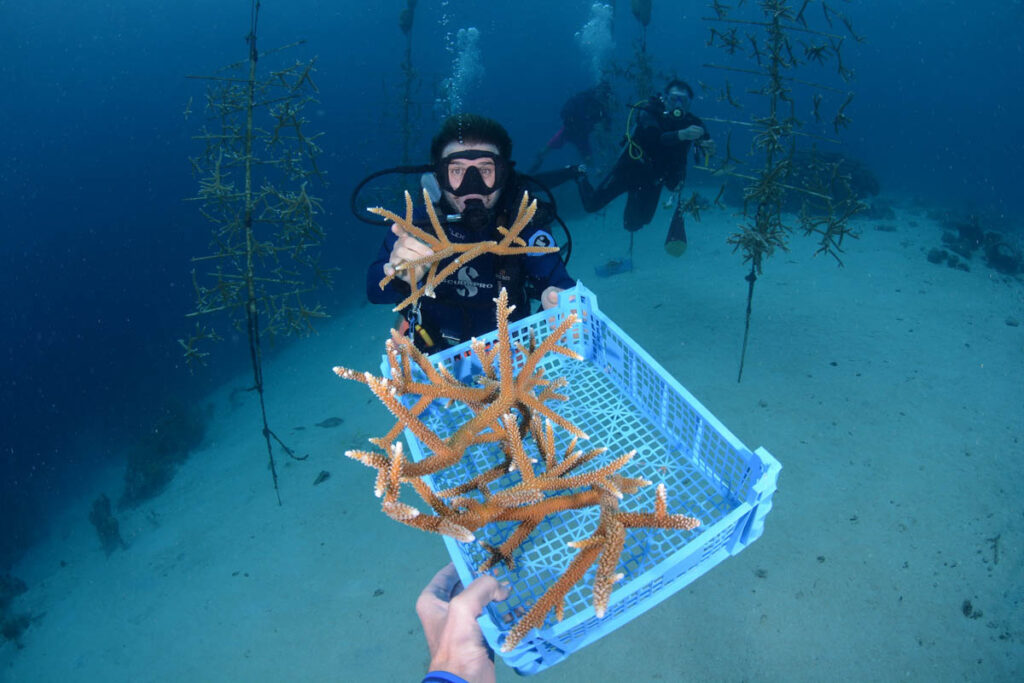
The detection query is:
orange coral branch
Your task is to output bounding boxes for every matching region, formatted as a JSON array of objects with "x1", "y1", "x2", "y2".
[
  {"x1": 368, "y1": 189, "x2": 559, "y2": 312},
  {"x1": 501, "y1": 540, "x2": 603, "y2": 652}
]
